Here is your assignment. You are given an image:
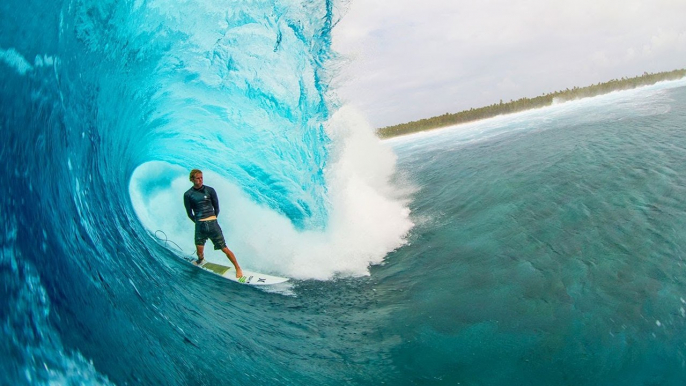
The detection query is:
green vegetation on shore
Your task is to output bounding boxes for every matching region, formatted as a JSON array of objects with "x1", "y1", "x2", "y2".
[{"x1": 377, "y1": 68, "x2": 686, "y2": 139}]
